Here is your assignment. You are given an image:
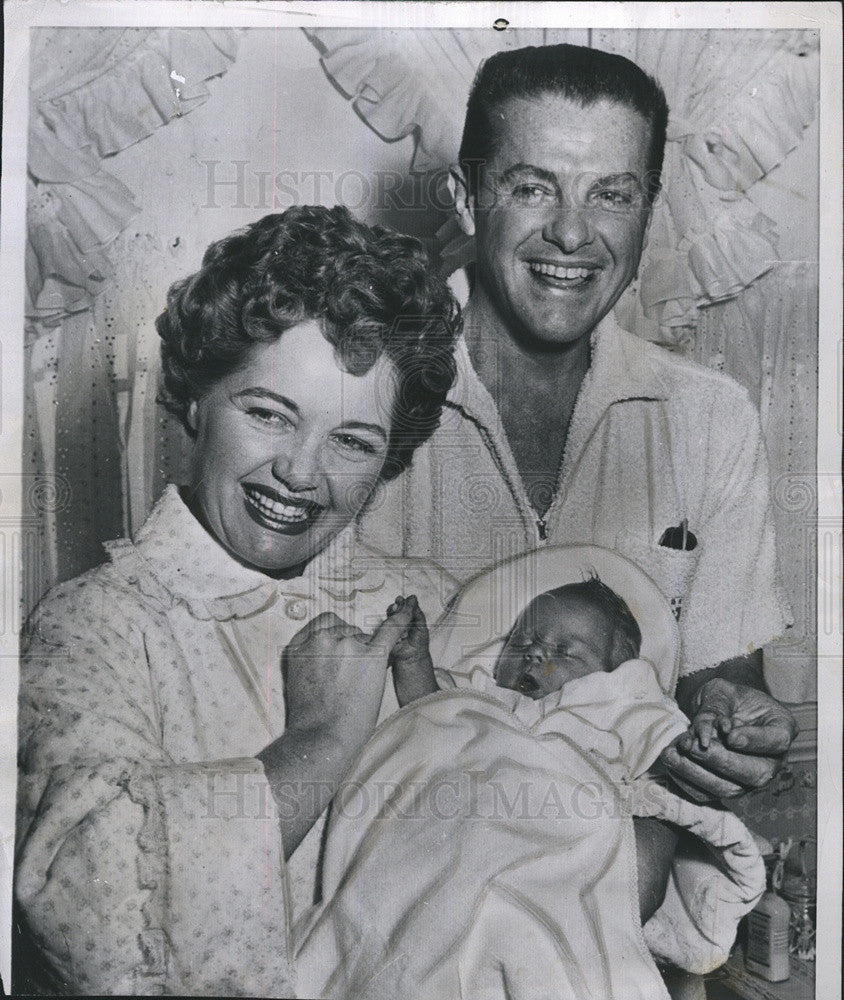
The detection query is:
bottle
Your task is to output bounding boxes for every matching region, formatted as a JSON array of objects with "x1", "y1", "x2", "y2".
[
  {"x1": 745, "y1": 840, "x2": 792, "y2": 981},
  {"x1": 781, "y1": 838, "x2": 816, "y2": 961}
]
